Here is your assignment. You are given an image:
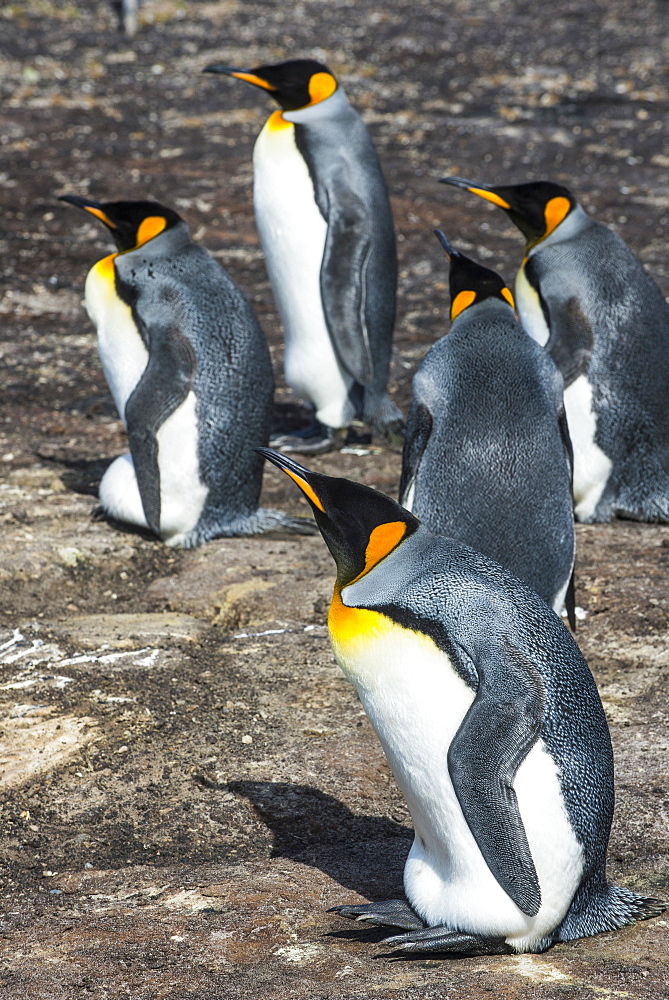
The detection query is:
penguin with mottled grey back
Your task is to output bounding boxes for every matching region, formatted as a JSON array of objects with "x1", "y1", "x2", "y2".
[
  {"x1": 400, "y1": 232, "x2": 575, "y2": 623},
  {"x1": 60, "y1": 195, "x2": 314, "y2": 546},
  {"x1": 441, "y1": 176, "x2": 669, "y2": 523},
  {"x1": 203, "y1": 58, "x2": 403, "y2": 453},
  {"x1": 261, "y1": 450, "x2": 664, "y2": 954}
]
